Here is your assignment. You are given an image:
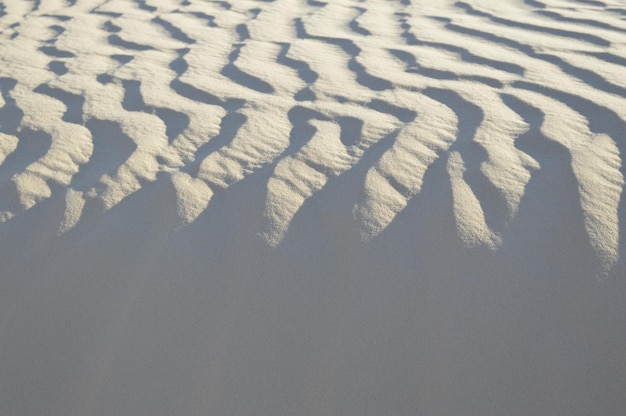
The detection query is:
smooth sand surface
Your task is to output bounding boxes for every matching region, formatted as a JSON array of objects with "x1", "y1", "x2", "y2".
[{"x1": 1, "y1": 0, "x2": 626, "y2": 414}]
